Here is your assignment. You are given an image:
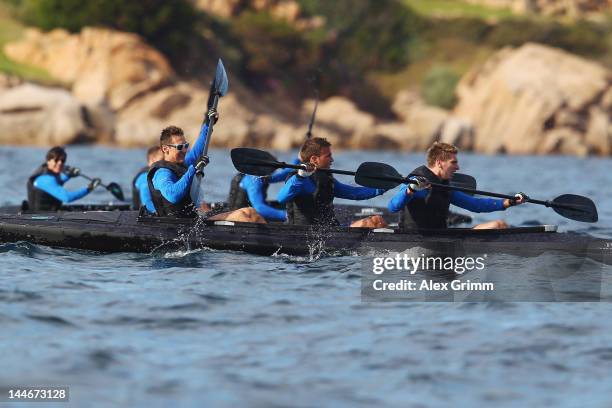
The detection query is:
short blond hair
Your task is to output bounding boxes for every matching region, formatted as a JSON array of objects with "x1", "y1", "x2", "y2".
[{"x1": 426, "y1": 142, "x2": 458, "y2": 166}]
